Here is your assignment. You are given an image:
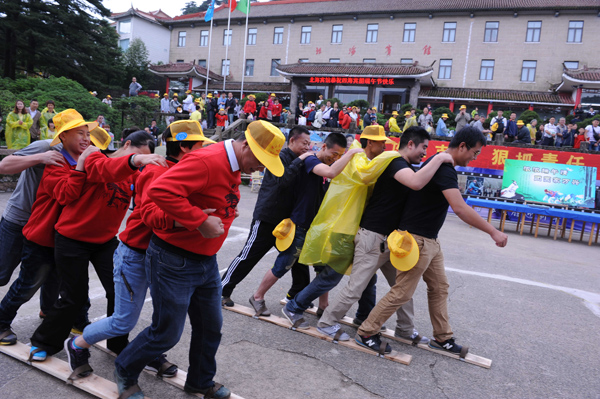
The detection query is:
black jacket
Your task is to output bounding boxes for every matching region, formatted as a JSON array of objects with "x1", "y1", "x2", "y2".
[
  {"x1": 253, "y1": 147, "x2": 305, "y2": 225},
  {"x1": 516, "y1": 126, "x2": 531, "y2": 144},
  {"x1": 225, "y1": 98, "x2": 236, "y2": 114}
]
